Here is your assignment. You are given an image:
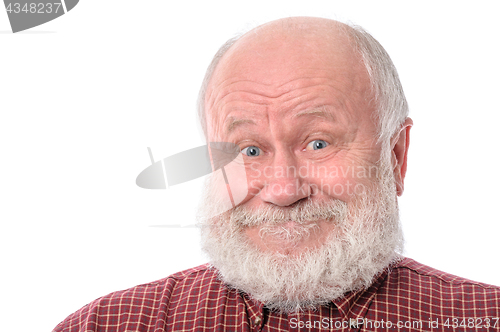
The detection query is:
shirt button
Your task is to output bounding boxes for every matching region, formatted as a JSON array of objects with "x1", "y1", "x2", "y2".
[{"x1": 254, "y1": 316, "x2": 262, "y2": 326}]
